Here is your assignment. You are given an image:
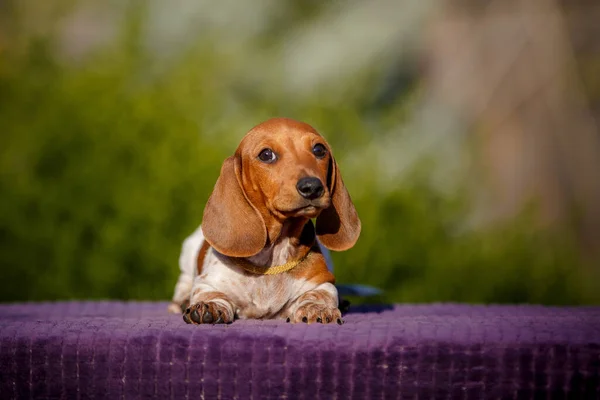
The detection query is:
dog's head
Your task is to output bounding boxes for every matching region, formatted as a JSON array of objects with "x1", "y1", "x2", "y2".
[{"x1": 201, "y1": 118, "x2": 361, "y2": 257}]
